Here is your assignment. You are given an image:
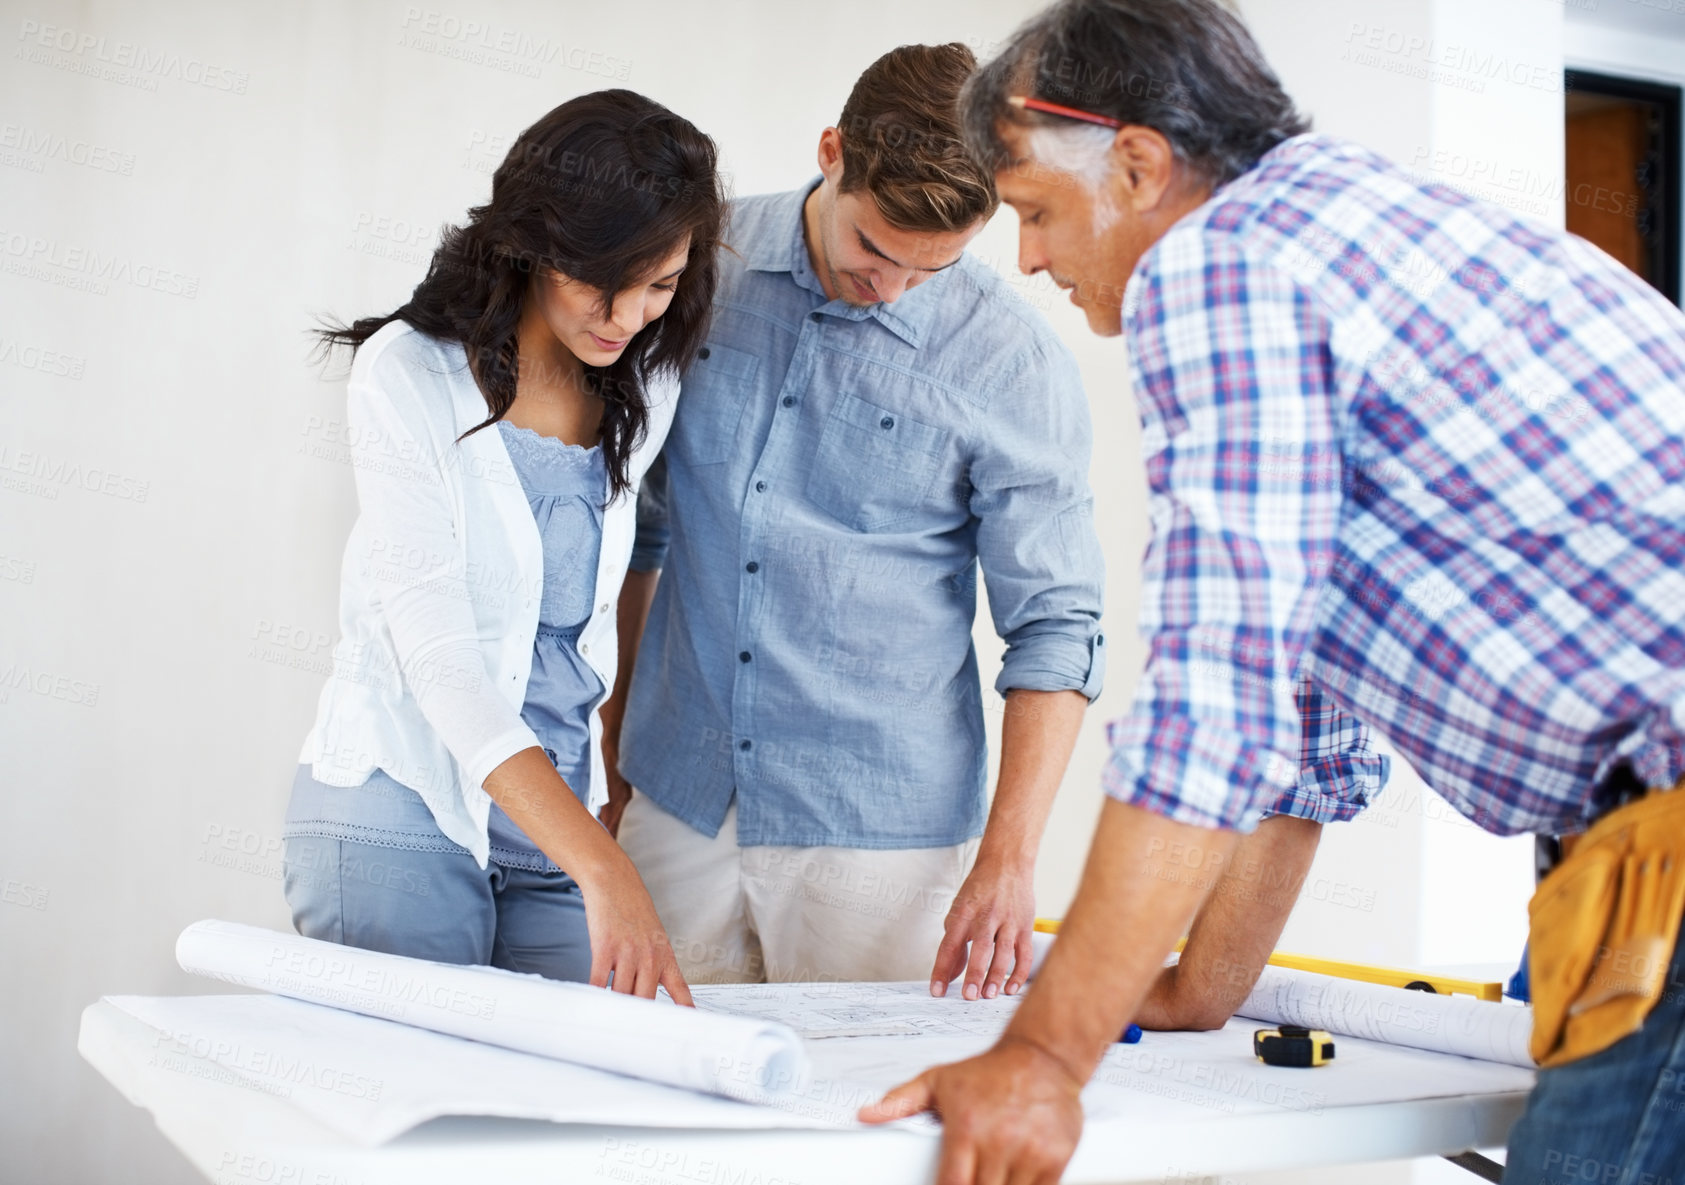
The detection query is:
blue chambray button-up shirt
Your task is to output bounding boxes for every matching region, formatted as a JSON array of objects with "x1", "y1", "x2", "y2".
[{"x1": 617, "y1": 181, "x2": 1107, "y2": 849}]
